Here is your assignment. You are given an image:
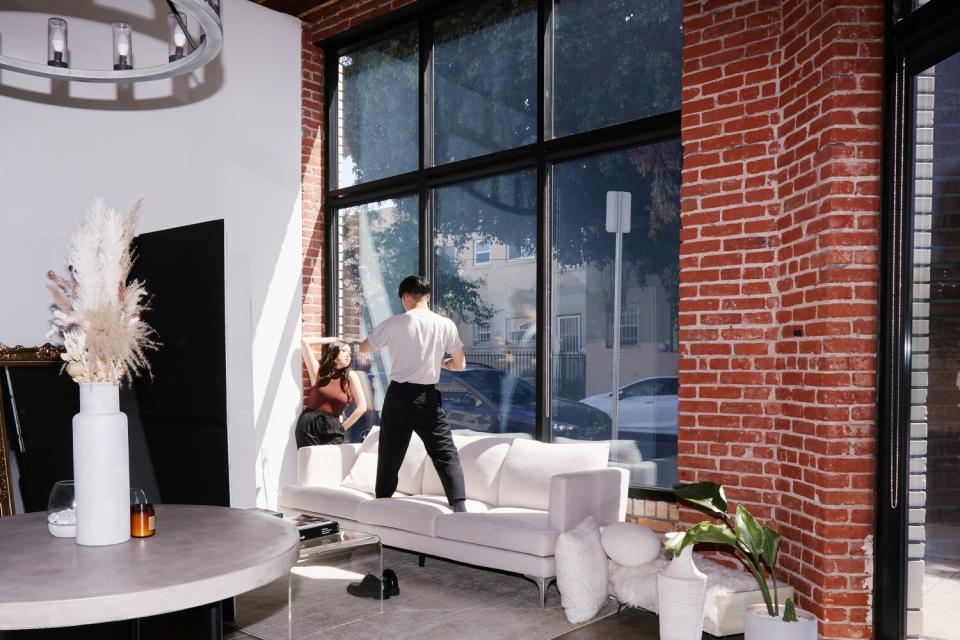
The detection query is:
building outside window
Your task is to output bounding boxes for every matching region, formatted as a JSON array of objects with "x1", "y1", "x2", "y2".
[
  {"x1": 506, "y1": 243, "x2": 534, "y2": 261},
  {"x1": 605, "y1": 304, "x2": 640, "y2": 347},
  {"x1": 473, "y1": 241, "x2": 491, "y2": 266},
  {"x1": 473, "y1": 323, "x2": 491, "y2": 345}
]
